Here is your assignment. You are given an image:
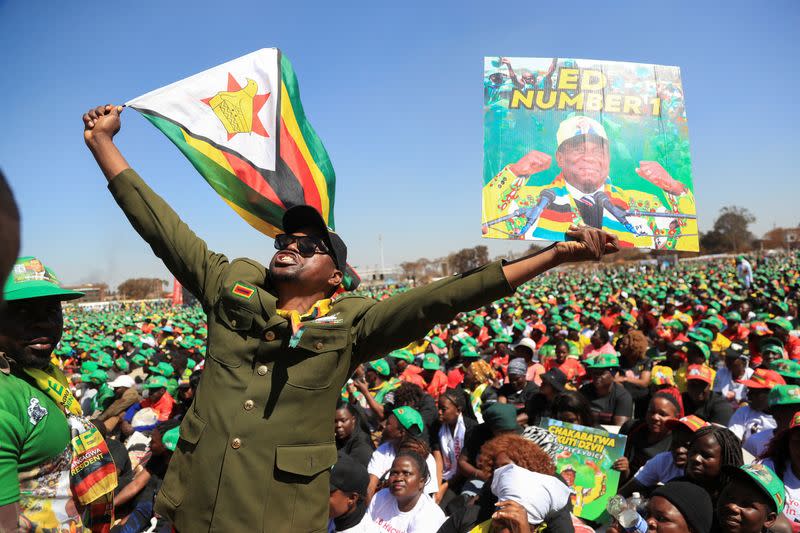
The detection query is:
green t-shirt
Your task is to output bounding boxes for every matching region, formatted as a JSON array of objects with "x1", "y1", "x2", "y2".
[{"x1": 0, "y1": 370, "x2": 71, "y2": 505}]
